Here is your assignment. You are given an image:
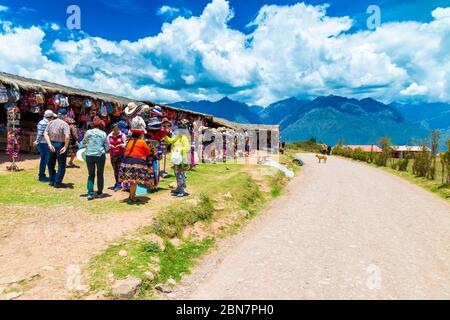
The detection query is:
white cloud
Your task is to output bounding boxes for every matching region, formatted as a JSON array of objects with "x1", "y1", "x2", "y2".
[
  {"x1": 157, "y1": 5, "x2": 192, "y2": 20},
  {"x1": 0, "y1": 5, "x2": 9, "y2": 12},
  {"x1": 432, "y1": 7, "x2": 450, "y2": 20},
  {"x1": 50, "y1": 23, "x2": 60, "y2": 31},
  {"x1": 401, "y1": 83, "x2": 428, "y2": 96},
  {"x1": 0, "y1": 0, "x2": 450, "y2": 106}
]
